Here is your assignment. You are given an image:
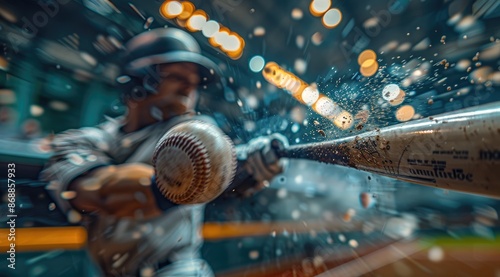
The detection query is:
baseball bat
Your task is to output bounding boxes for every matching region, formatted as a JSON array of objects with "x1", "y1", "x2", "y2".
[{"x1": 270, "y1": 102, "x2": 500, "y2": 198}]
